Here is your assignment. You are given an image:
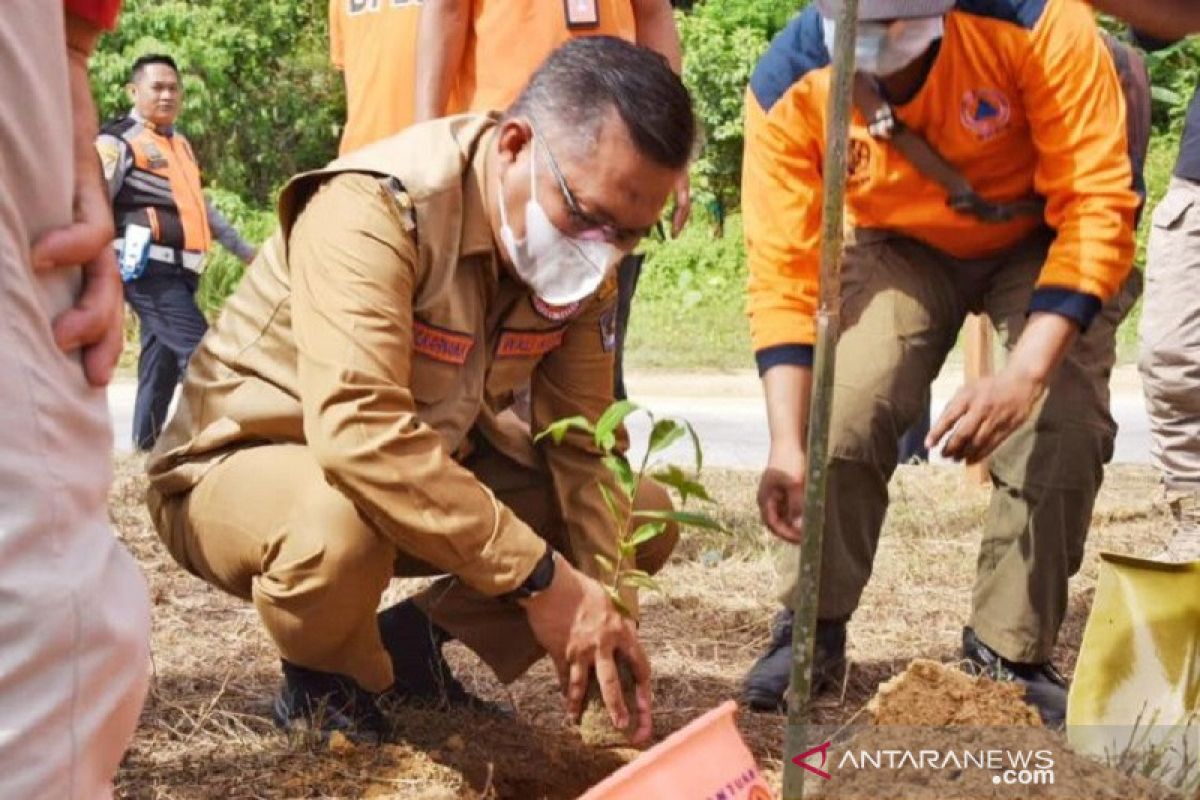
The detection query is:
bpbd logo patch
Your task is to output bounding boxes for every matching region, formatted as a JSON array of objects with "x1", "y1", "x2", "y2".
[{"x1": 960, "y1": 88, "x2": 1011, "y2": 141}]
